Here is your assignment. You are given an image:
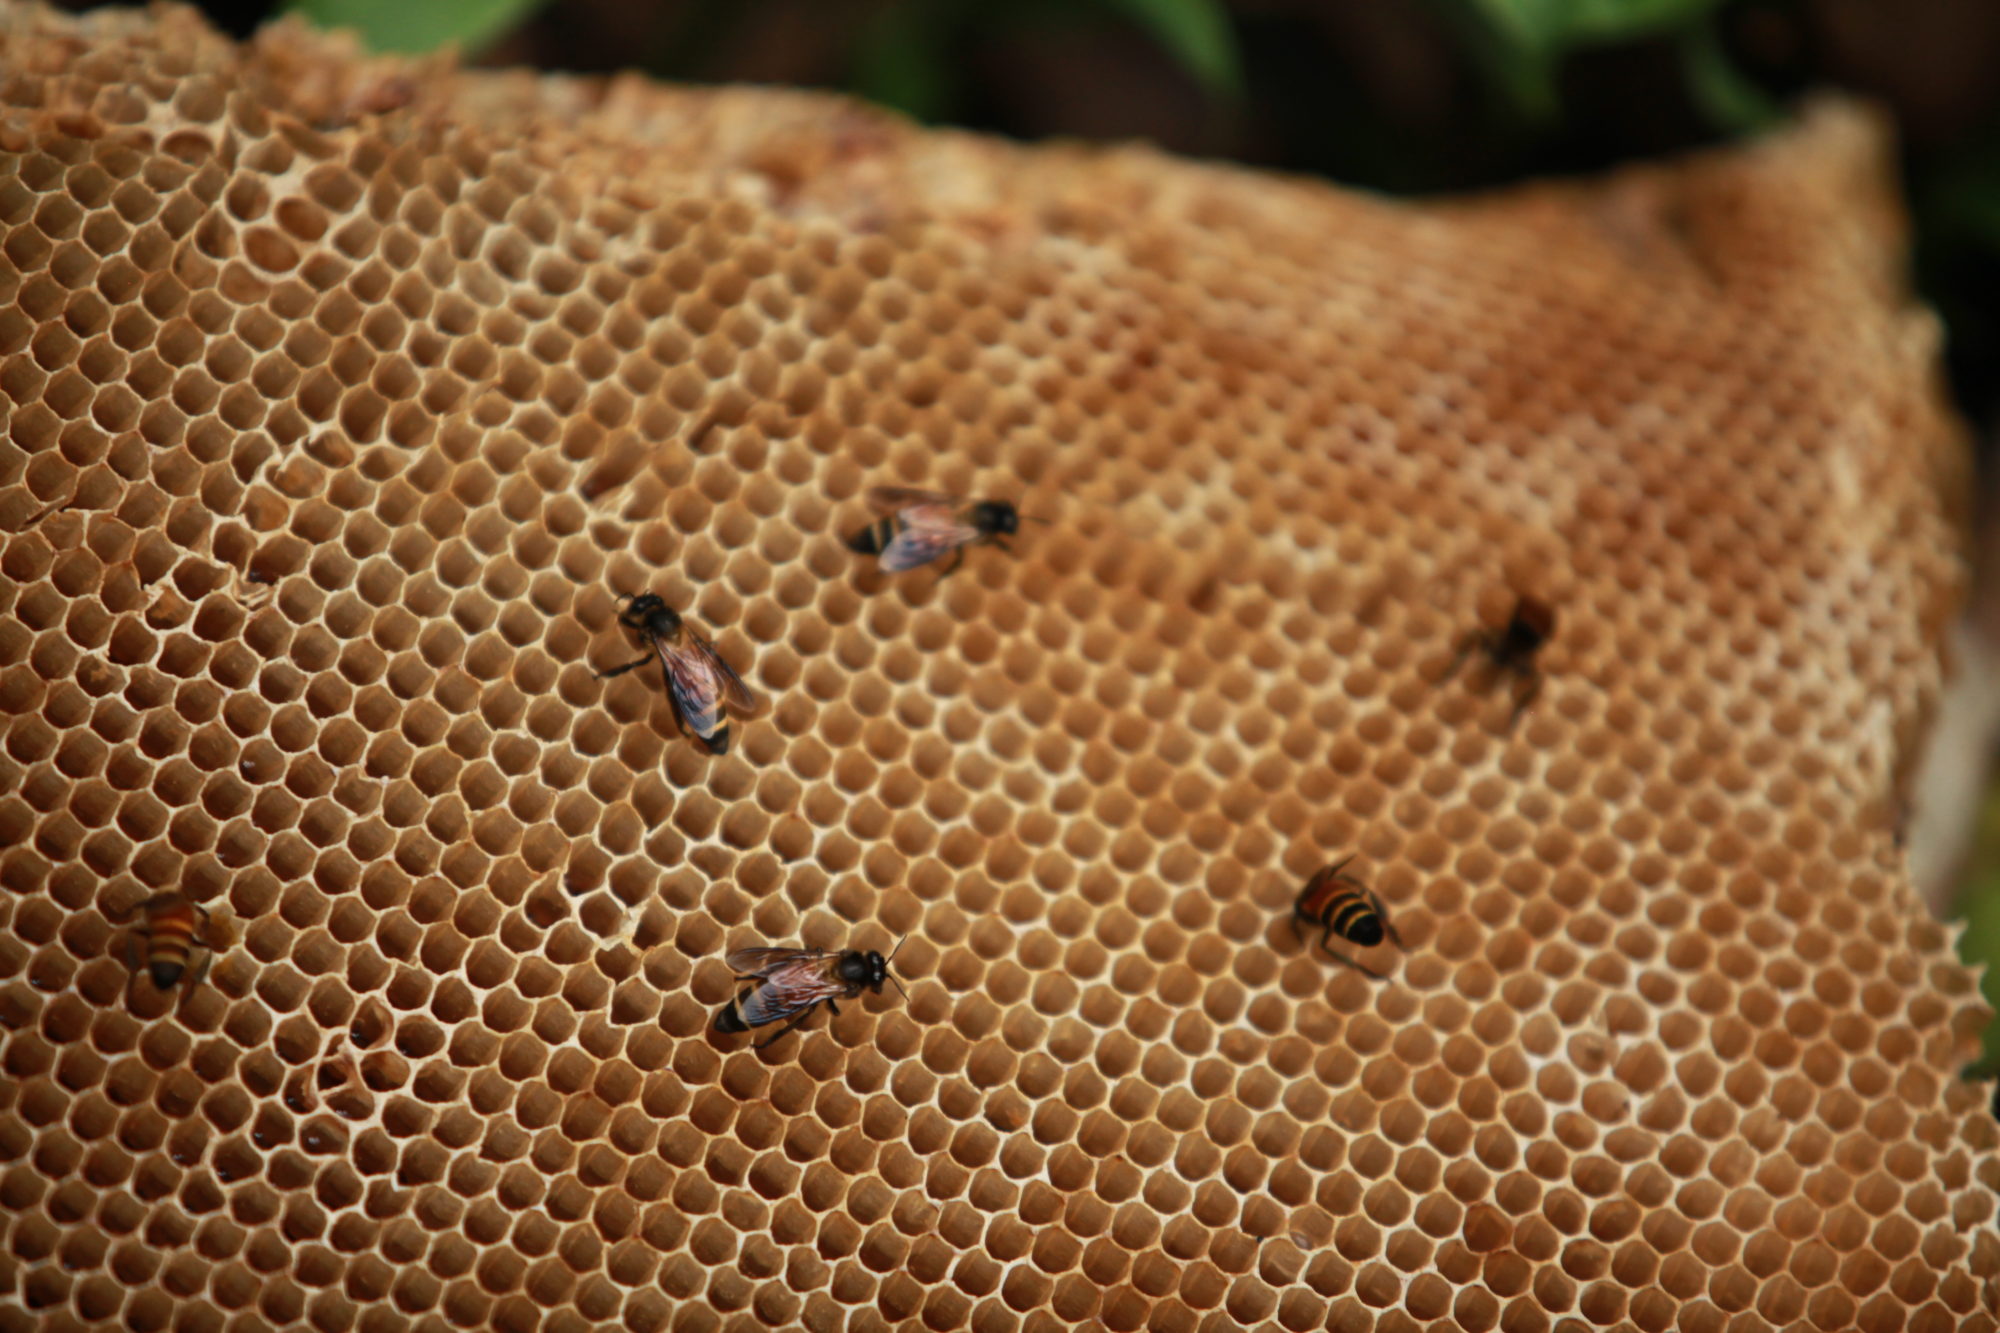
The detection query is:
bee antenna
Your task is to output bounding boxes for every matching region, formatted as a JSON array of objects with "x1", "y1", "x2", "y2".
[{"x1": 885, "y1": 935, "x2": 911, "y2": 1003}]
